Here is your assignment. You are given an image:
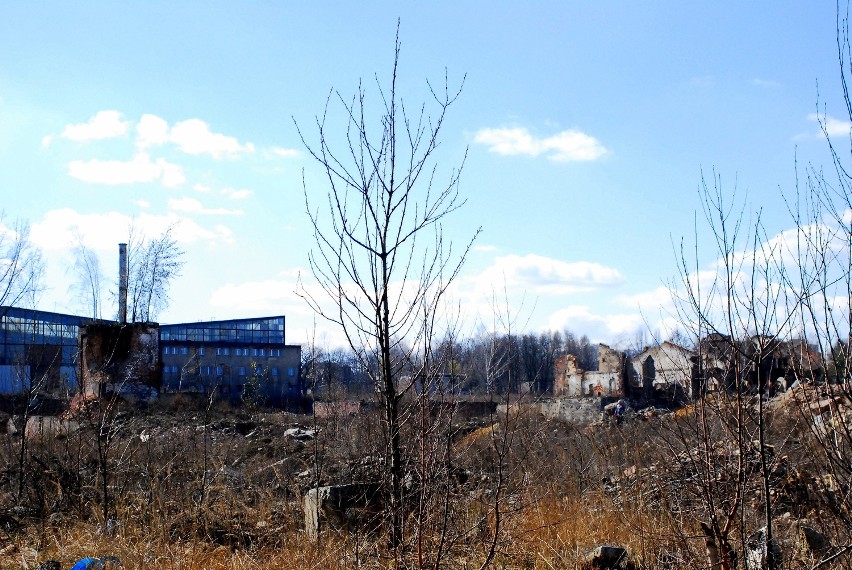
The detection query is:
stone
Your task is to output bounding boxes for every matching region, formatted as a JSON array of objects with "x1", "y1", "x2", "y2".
[
  {"x1": 284, "y1": 426, "x2": 316, "y2": 441},
  {"x1": 304, "y1": 483, "x2": 382, "y2": 540},
  {"x1": 798, "y1": 525, "x2": 832, "y2": 558},
  {"x1": 24, "y1": 416, "x2": 79, "y2": 440},
  {"x1": 583, "y1": 544, "x2": 630, "y2": 569},
  {"x1": 745, "y1": 526, "x2": 782, "y2": 570}
]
